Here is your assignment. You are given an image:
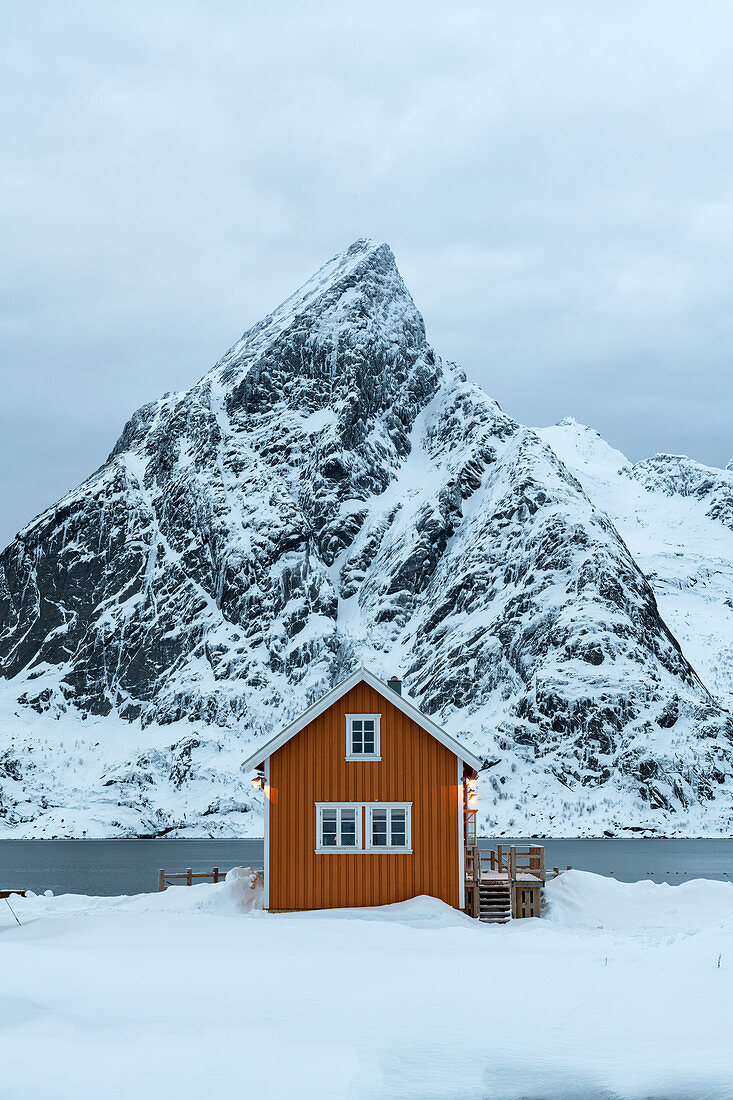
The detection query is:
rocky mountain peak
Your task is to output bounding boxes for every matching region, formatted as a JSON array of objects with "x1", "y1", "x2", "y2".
[
  {"x1": 212, "y1": 237, "x2": 429, "y2": 393},
  {"x1": 178, "y1": 239, "x2": 445, "y2": 527},
  {"x1": 108, "y1": 237, "x2": 441, "y2": 481},
  {"x1": 2, "y1": 242, "x2": 733, "y2": 839},
  {"x1": 629, "y1": 453, "x2": 733, "y2": 533}
]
